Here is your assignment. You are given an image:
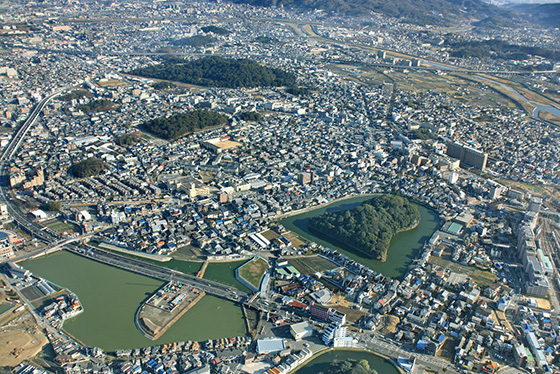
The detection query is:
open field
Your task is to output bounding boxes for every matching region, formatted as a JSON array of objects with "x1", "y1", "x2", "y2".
[
  {"x1": 331, "y1": 304, "x2": 368, "y2": 324},
  {"x1": 429, "y1": 255, "x2": 498, "y2": 287},
  {"x1": 0, "y1": 311, "x2": 49, "y2": 368},
  {"x1": 238, "y1": 258, "x2": 269, "y2": 289},
  {"x1": 437, "y1": 338, "x2": 457, "y2": 362},
  {"x1": 283, "y1": 232, "x2": 306, "y2": 248},
  {"x1": 378, "y1": 315, "x2": 399, "y2": 335},
  {"x1": 287, "y1": 256, "x2": 338, "y2": 275},
  {"x1": 539, "y1": 110, "x2": 560, "y2": 126},
  {"x1": 261, "y1": 229, "x2": 281, "y2": 241},
  {"x1": 42, "y1": 217, "x2": 78, "y2": 234},
  {"x1": 300, "y1": 24, "x2": 317, "y2": 37},
  {"x1": 96, "y1": 78, "x2": 129, "y2": 88},
  {"x1": 0, "y1": 302, "x2": 14, "y2": 316}
]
